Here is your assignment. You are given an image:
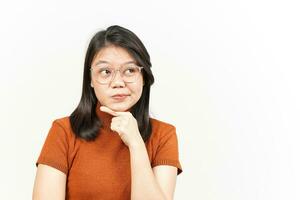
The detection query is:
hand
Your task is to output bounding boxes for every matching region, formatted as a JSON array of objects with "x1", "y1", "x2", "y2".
[{"x1": 100, "y1": 106, "x2": 143, "y2": 148}]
